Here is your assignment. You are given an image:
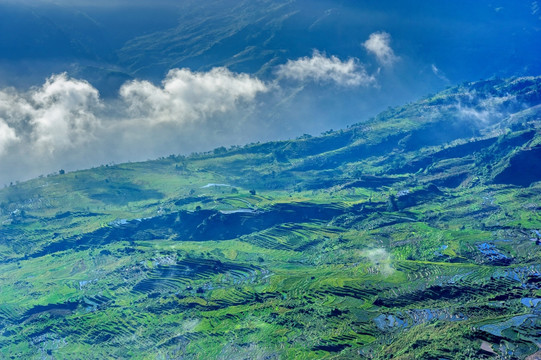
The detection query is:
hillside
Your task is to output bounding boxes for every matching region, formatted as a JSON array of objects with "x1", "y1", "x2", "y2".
[{"x1": 0, "y1": 76, "x2": 540, "y2": 359}]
